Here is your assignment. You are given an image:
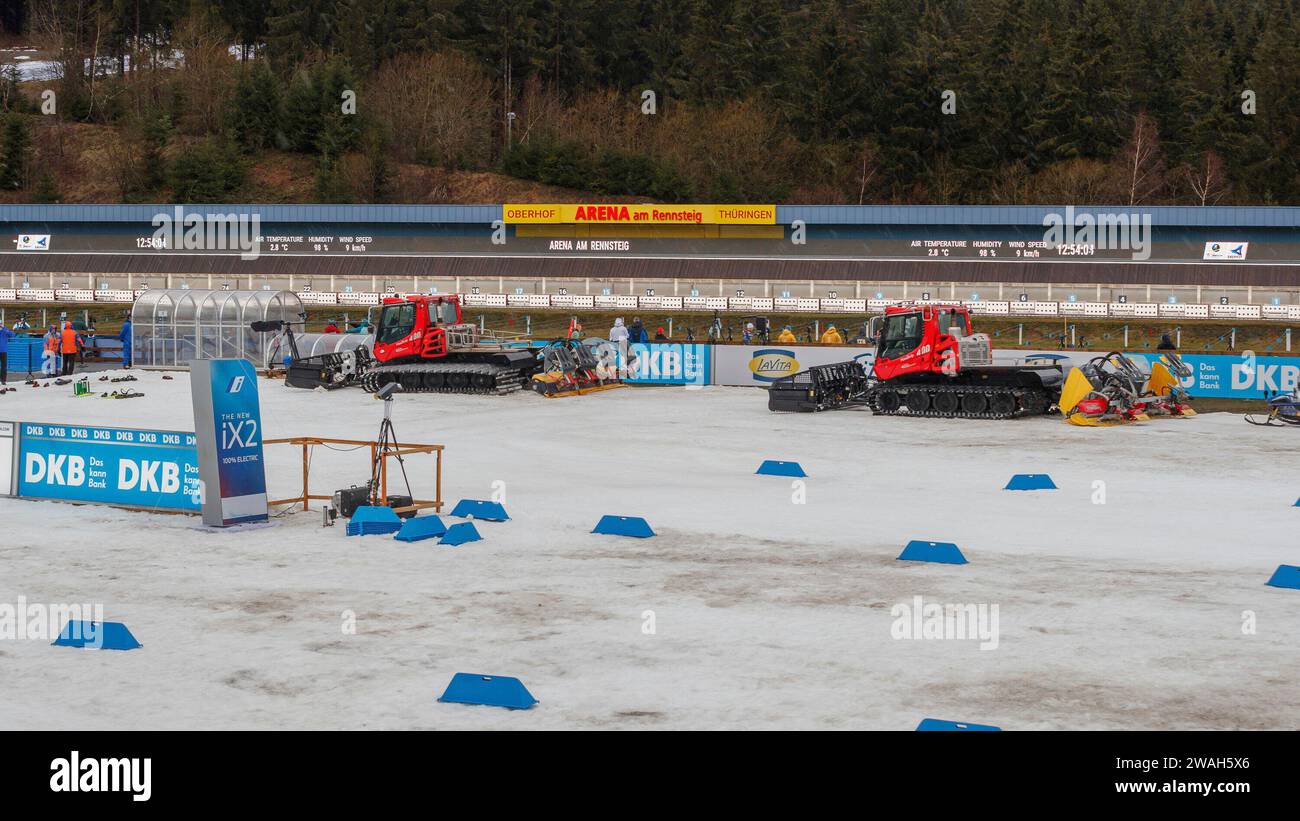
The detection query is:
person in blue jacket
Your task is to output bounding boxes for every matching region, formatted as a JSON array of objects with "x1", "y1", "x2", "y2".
[
  {"x1": 117, "y1": 317, "x2": 133, "y2": 368},
  {"x1": 0, "y1": 320, "x2": 14, "y2": 385}
]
